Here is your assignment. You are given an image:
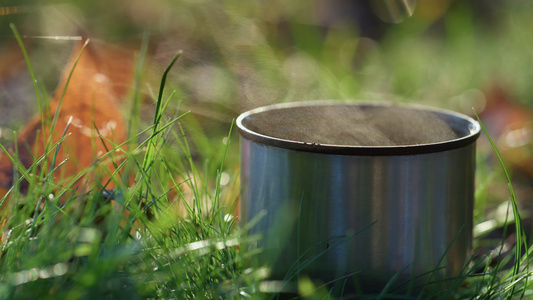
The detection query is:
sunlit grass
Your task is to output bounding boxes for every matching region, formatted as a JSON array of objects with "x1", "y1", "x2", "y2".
[
  {"x1": 3, "y1": 1, "x2": 533, "y2": 299},
  {"x1": 0, "y1": 27, "x2": 244, "y2": 300}
]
